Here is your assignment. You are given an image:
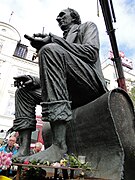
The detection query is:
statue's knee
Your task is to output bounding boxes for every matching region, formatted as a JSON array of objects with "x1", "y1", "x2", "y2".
[
  {"x1": 15, "y1": 88, "x2": 22, "y2": 96},
  {"x1": 39, "y1": 43, "x2": 62, "y2": 54},
  {"x1": 15, "y1": 87, "x2": 27, "y2": 97}
]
